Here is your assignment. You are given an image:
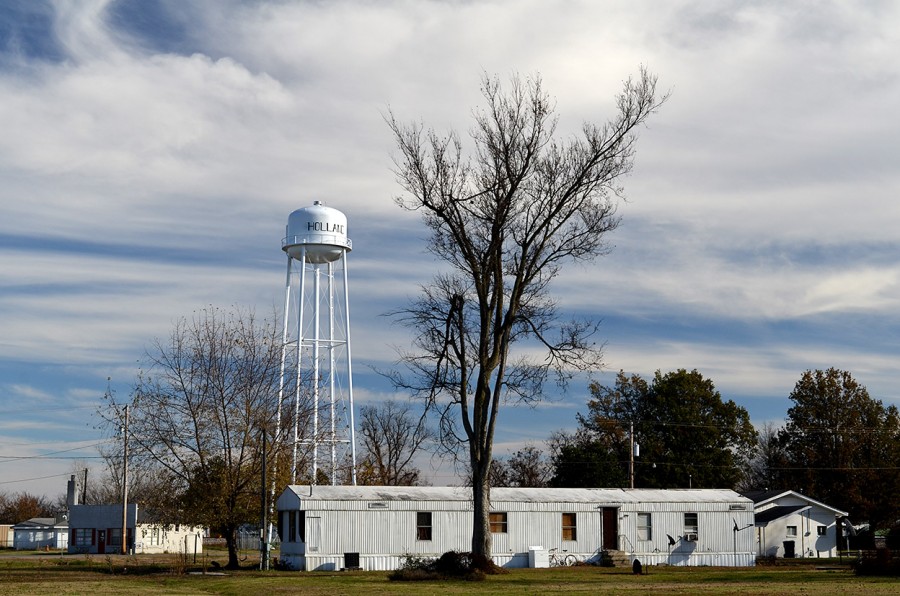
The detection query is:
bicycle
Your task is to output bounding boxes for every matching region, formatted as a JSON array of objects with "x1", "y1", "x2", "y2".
[{"x1": 548, "y1": 547, "x2": 578, "y2": 567}]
